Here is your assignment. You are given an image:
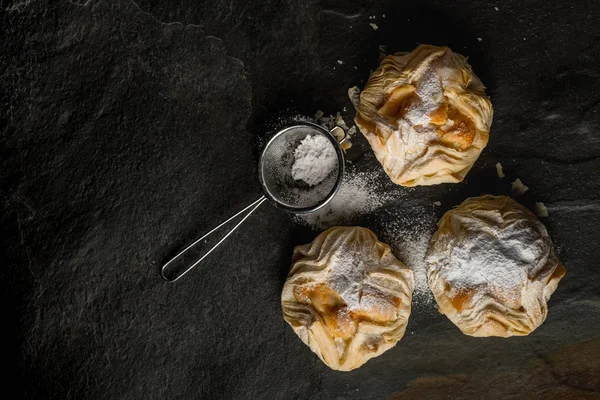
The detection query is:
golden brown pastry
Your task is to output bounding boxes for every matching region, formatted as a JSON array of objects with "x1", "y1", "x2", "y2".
[
  {"x1": 426, "y1": 195, "x2": 565, "y2": 337},
  {"x1": 355, "y1": 44, "x2": 493, "y2": 187},
  {"x1": 281, "y1": 226, "x2": 414, "y2": 371}
]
